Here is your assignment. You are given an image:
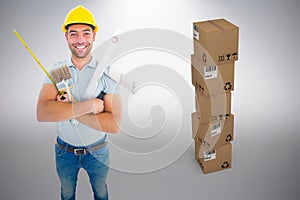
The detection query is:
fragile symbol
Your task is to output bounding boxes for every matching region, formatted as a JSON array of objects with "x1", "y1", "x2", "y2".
[
  {"x1": 218, "y1": 53, "x2": 238, "y2": 62},
  {"x1": 226, "y1": 54, "x2": 231, "y2": 60},
  {"x1": 199, "y1": 139, "x2": 210, "y2": 147},
  {"x1": 217, "y1": 114, "x2": 230, "y2": 121}
]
